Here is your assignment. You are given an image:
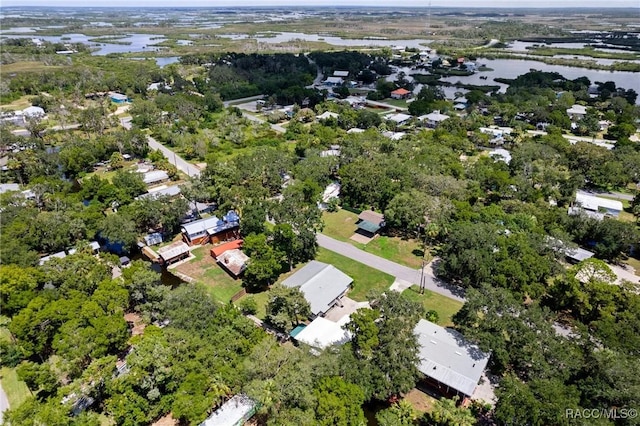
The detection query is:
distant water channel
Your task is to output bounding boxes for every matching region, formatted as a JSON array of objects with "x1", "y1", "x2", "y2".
[{"x1": 440, "y1": 58, "x2": 640, "y2": 99}]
